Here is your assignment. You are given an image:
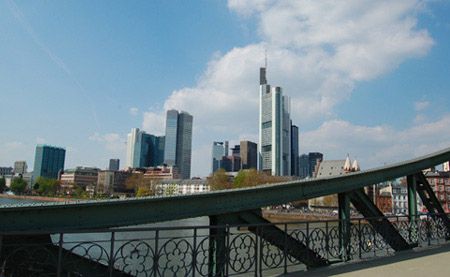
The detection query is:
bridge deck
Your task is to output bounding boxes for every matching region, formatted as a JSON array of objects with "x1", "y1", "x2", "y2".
[{"x1": 296, "y1": 243, "x2": 450, "y2": 277}]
